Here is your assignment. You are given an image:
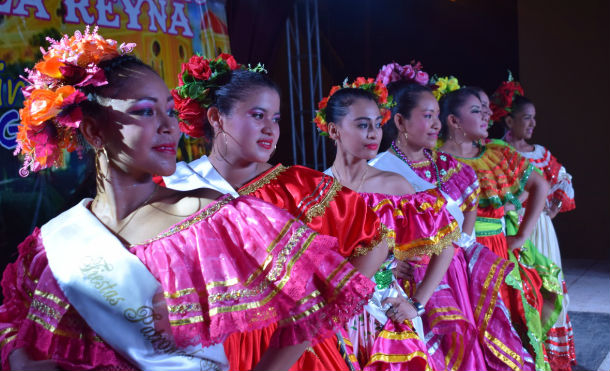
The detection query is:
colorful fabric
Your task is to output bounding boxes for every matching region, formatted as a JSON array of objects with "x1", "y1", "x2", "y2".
[
  {"x1": 519, "y1": 210, "x2": 576, "y2": 371},
  {"x1": 221, "y1": 164, "x2": 388, "y2": 371},
  {"x1": 0, "y1": 196, "x2": 374, "y2": 370},
  {"x1": 361, "y1": 190, "x2": 460, "y2": 259},
  {"x1": 361, "y1": 191, "x2": 491, "y2": 371},
  {"x1": 455, "y1": 139, "x2": 535, "y2": 210},
  {"x1": 342, "y1": 310, "x2": 438, "y2": 371},
  {"x1": 371, "y1": 151, "x2": 534, "y2": 370},
  {"x1": 238, "y1": 164, "x2": 389, "y2": 259},
  {"x1": 519, "y1": 145, "x2": 574, "y2": 213},
  {"x1": 390, "y1": 148, "x2": 480, "y2": 212}
]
